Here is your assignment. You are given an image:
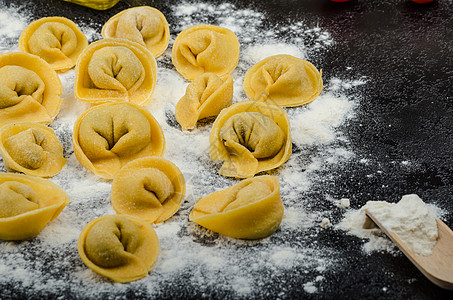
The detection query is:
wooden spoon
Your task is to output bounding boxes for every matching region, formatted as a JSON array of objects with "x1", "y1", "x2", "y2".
[{"x1": 365, "y1": 209, "x2": 453, "y2": 290}]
